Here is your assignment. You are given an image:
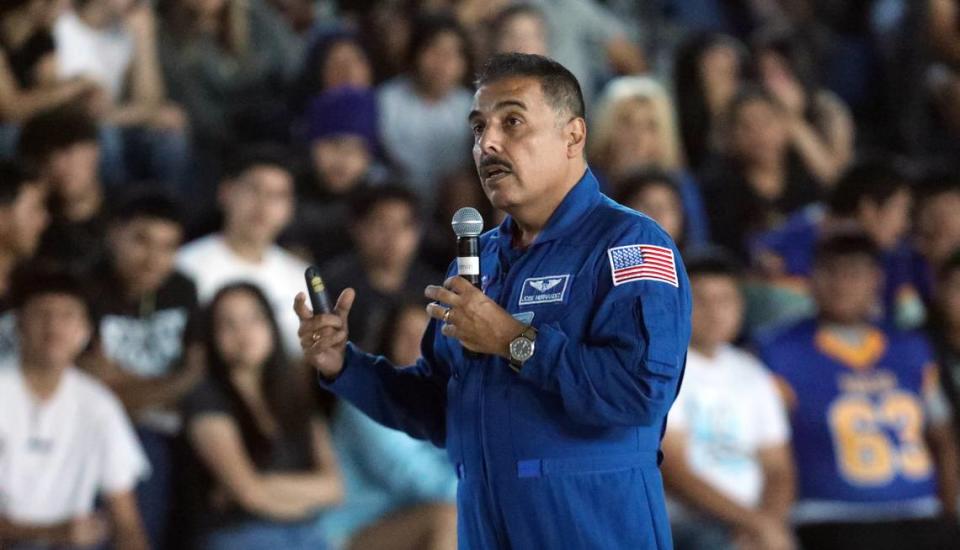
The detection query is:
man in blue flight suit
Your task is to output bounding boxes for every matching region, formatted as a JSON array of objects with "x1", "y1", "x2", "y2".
[{"x1": 294, "y1": 53, "x2": 692, "y2": 549}]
